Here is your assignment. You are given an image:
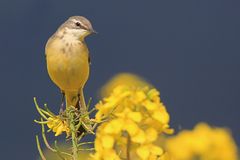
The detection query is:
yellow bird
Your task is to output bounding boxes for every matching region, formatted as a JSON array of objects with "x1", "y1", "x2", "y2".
[{"x1": 45, "y1": 16, "x2": 96, "y2": 111}]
